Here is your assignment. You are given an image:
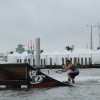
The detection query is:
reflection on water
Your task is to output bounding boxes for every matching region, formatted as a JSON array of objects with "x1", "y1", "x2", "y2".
[{"x1": 0, "y1": 68, "x2": 100, "y2": 100}]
